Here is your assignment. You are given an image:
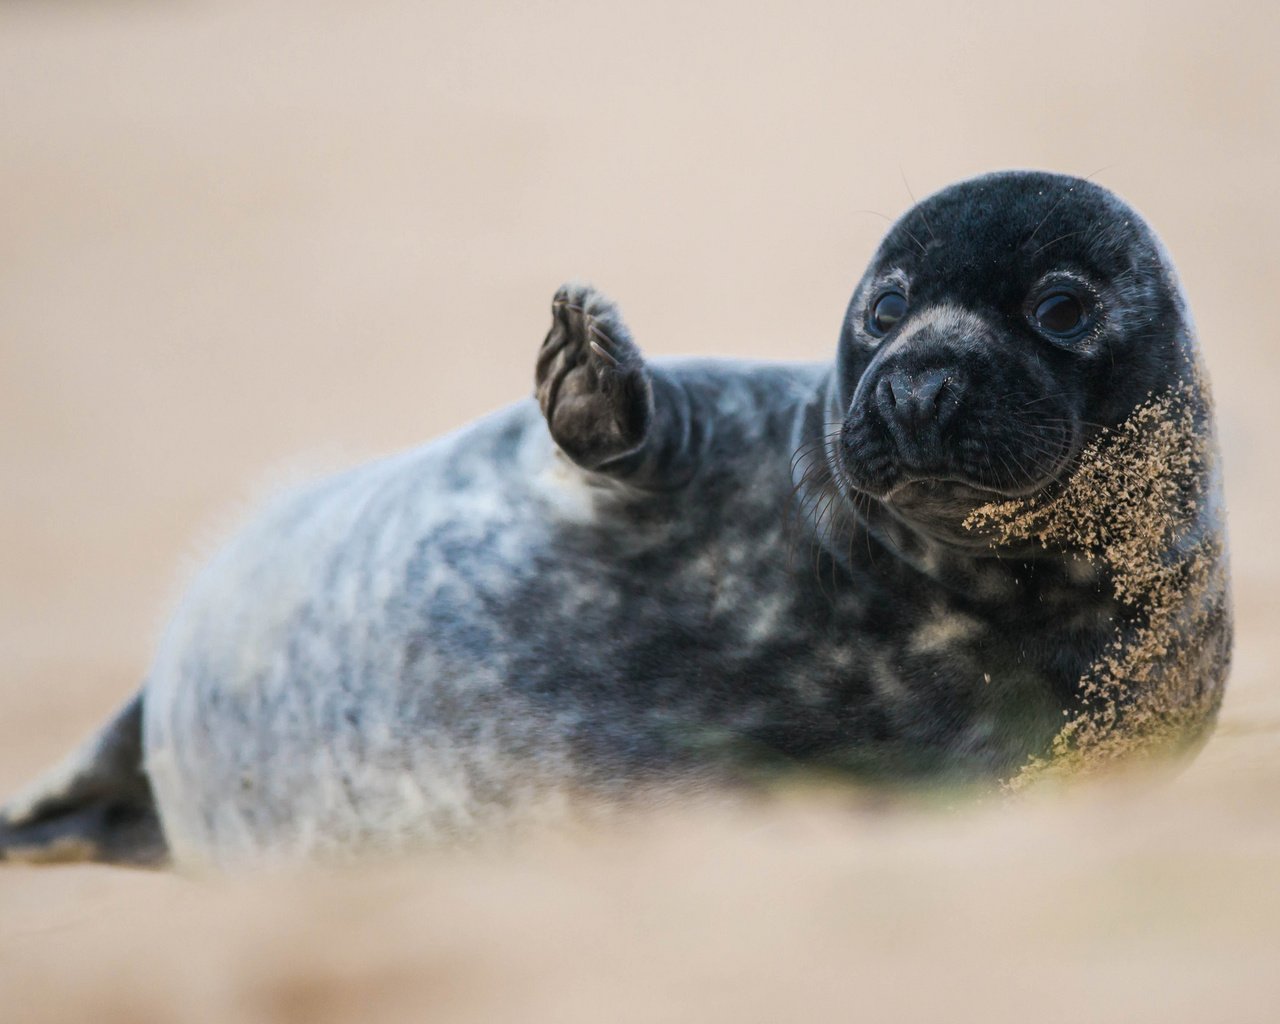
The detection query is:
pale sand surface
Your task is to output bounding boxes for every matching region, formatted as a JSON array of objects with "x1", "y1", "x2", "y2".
[{"x1": 2, "y1": 1, "x2": 1278, "y2": 1019}]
